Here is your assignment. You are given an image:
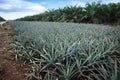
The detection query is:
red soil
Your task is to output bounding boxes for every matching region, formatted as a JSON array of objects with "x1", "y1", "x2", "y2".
[{"x1": 0, "y1": 26, "x2": 29, "y2": 80}]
